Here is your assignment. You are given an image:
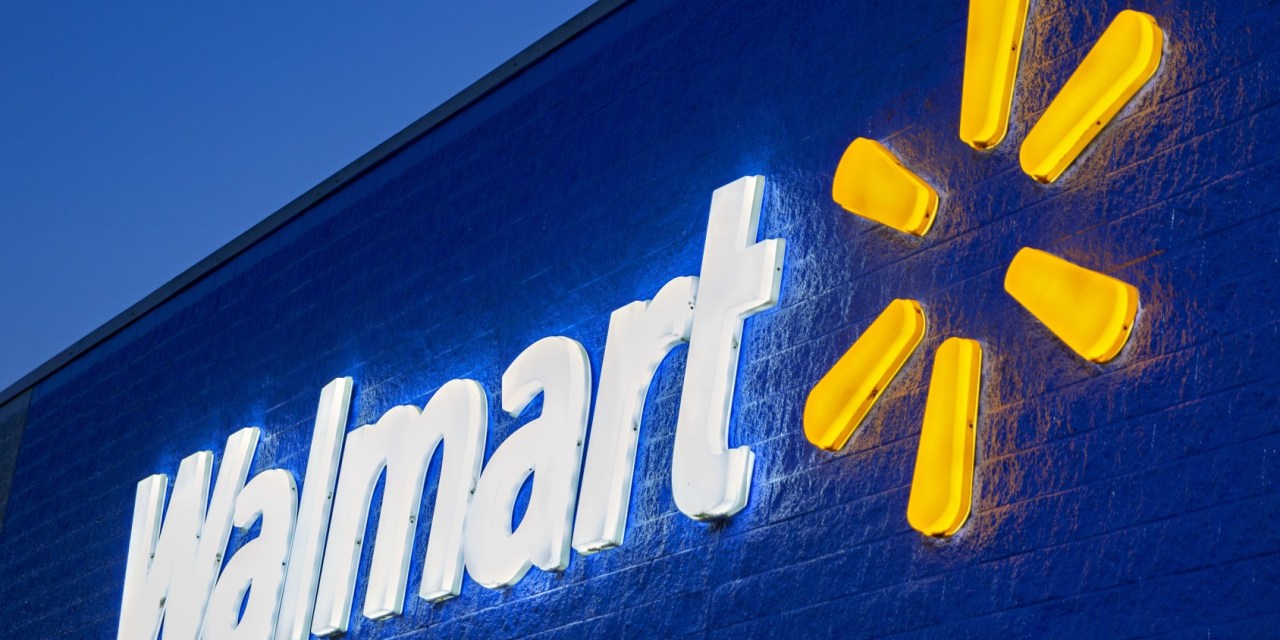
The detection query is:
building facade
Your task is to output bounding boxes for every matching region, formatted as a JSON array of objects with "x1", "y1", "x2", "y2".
[{"x1": 1, "y1": 0, "x2": 1278, "y2": 637}]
